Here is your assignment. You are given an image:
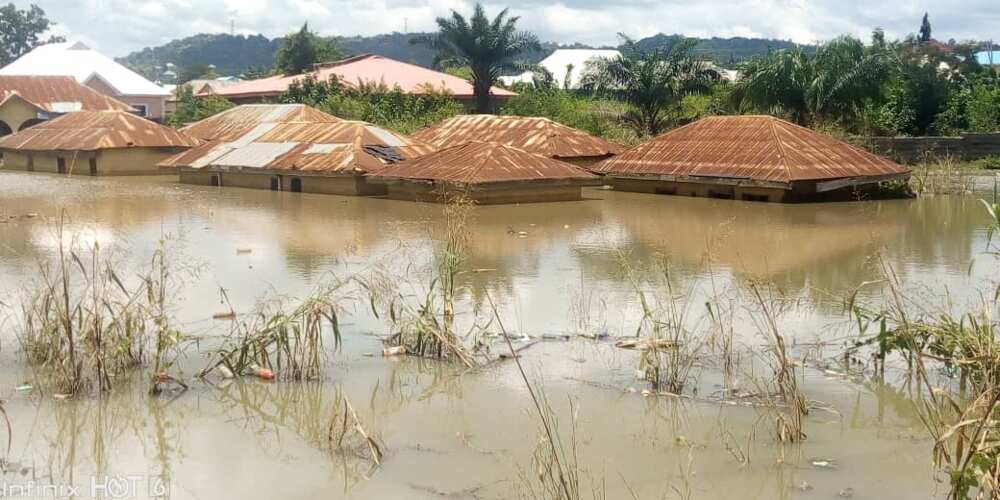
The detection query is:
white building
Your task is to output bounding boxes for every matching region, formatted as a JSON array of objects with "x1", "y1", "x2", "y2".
[
  {"x1": 500, "y1": 49, "x2": 621, "y2": 89},
  {"x1": 0, "y1": 42, "x2": 170, "y2": 121}
]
